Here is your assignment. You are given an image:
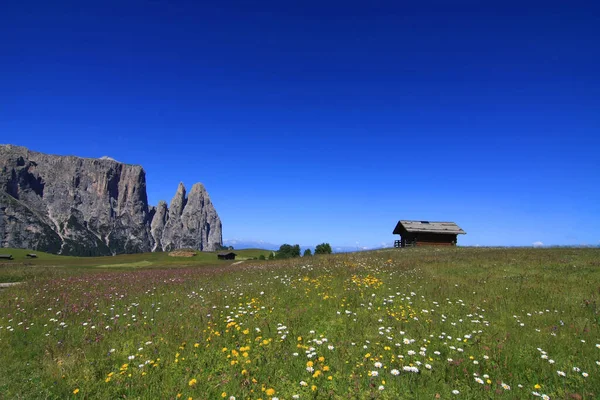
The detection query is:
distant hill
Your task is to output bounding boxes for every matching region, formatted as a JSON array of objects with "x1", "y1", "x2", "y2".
[
  {"x1": 223, "y1": 239, "x2": 280, "y2": 251},
  {"x1": 224, "y1": 239, "x2": 382, "y2": 254}
]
